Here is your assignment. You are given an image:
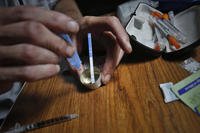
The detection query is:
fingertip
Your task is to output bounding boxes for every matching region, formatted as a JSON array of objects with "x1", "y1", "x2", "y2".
[
  {"x1": 65, "y1": 45, "x2": 75, "y2": 57},
  {"x1": 54, "y1": 64, "x2": 61, "y2": 73},
  {"x1": 38, "y1": 64, "x2": 60, "y2": 80},
  {"x1": 126, "y1": 42, "x2": 132, "y2": 54},
  {"x1": 70, "y1": 64, "x2": 84, "y2": 77},
  {"x1": 120, "y1": 37, "x2": 132, "y2": 54},
  {"x1": 101, "y1": 74, "x2": 111, "y2": 85},
  {"x1": 23, "y1": 64, "x2": 60, "y2": 81},
  {"x1": 66, "y1": 20, "x2": 79, "y2": 33},
  {"x1": 78, "y1": 64, "x2": 84, "y2": 75}
]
